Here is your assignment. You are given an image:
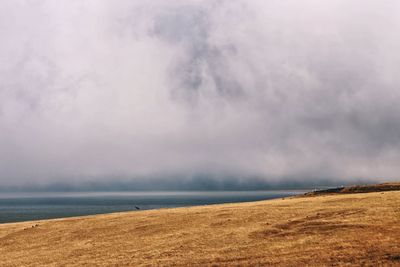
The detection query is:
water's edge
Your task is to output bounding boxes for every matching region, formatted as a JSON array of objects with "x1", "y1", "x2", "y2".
[{"x1": 0, "y1": 190, "x2": 308, "y2": 224}]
